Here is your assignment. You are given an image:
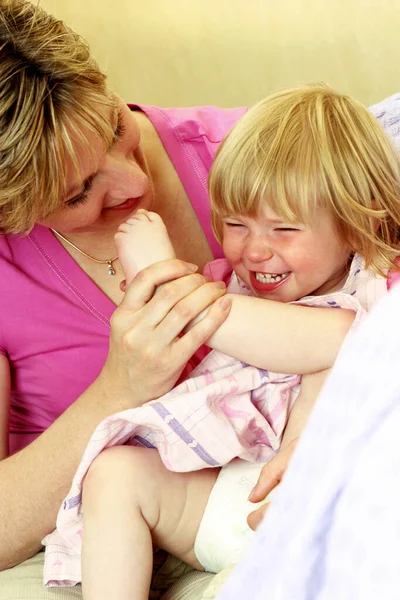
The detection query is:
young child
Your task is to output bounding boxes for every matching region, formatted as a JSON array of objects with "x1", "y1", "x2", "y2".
[{"x1": 43, "y1": 84, "x2": 400, "y2": 597}]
